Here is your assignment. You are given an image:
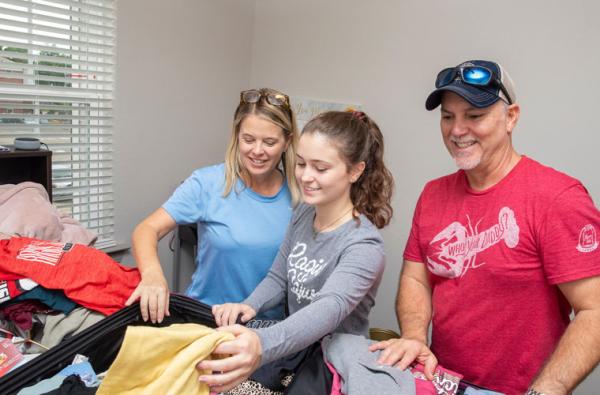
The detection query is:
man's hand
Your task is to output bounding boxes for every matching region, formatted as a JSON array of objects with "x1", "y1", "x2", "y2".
[
  {"x1": 197, "y1": 325, "x2": 262, "y2": 393},
  {"x1": 212, "y1": 303, "x2": 256, "y2": 327},
  {"x1": 369, "y1": 337, "x2": 438, "y2": 379}
]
